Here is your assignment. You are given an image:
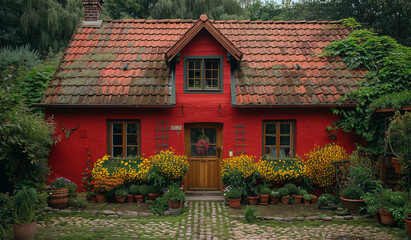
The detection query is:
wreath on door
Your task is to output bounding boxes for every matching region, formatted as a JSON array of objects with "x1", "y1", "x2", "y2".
[{"x1": 196, "y1": 135, "x2": 210, "y2": 155}]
